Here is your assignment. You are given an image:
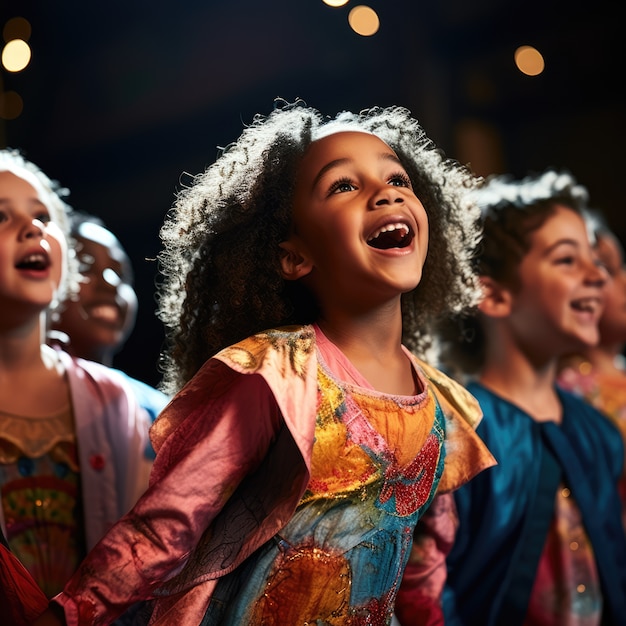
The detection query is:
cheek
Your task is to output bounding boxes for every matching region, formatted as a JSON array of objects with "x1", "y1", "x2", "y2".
[
  {"x1": 47, "y1": 229, "x2": 68, "y2": 289},
  {"x1": 600, "y1": 290, "x2": 626, "y2": 322},
  {"x1": 119, "y1": 284, "x2": 138, "y2": 316}
]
